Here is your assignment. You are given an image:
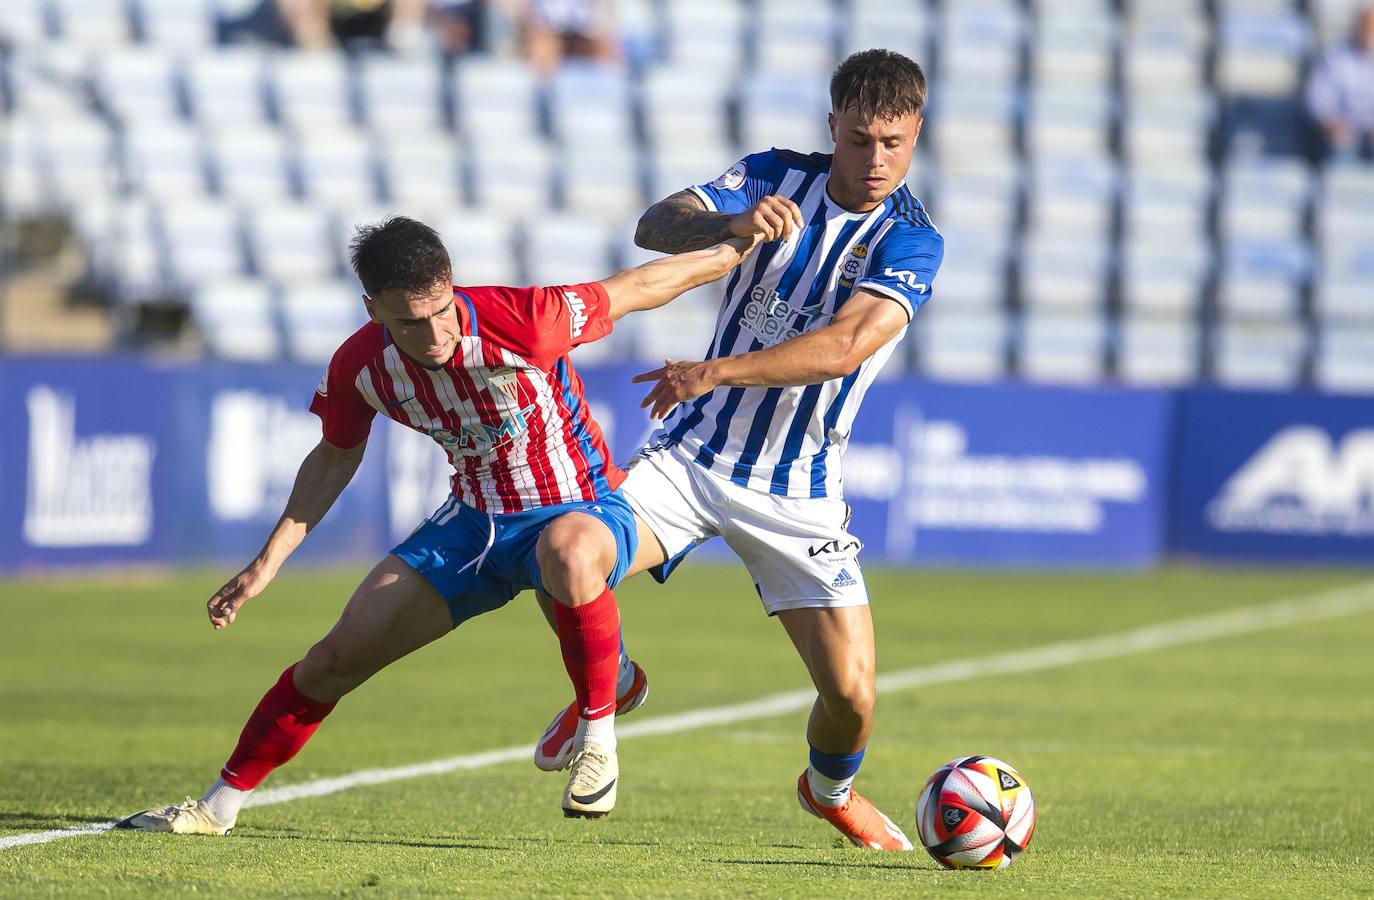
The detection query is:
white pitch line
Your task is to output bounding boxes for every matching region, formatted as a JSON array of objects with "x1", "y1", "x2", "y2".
[{"x1": 5, "y1": 578, "x2": 1373, "y2": 854}]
